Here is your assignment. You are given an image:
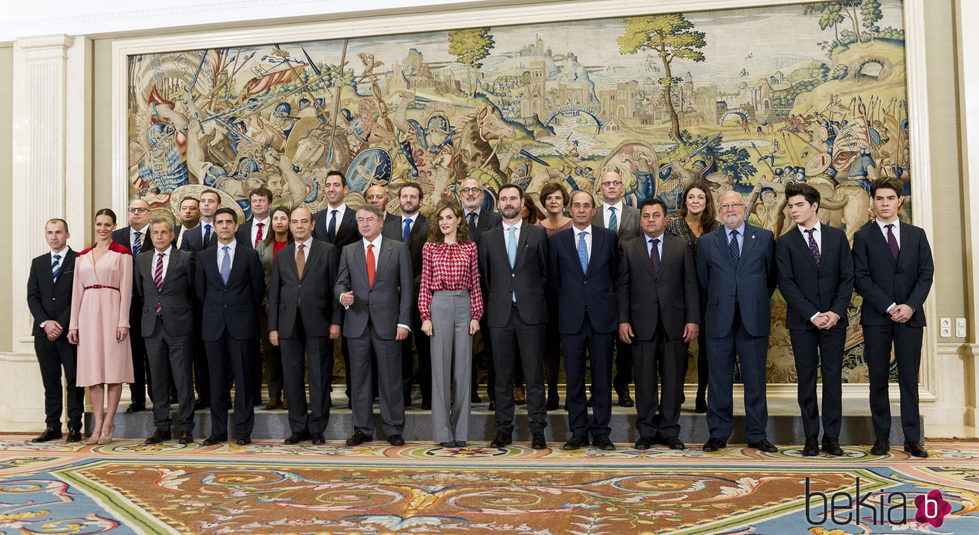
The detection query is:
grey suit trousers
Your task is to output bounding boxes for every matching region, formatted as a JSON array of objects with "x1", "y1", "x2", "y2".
[
  {"x1": 430, "y1": 290, "x2": 473, "y2": 444},
  {"x1": 144, "y1": 317, "x2": 195, "y2": 433}
]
